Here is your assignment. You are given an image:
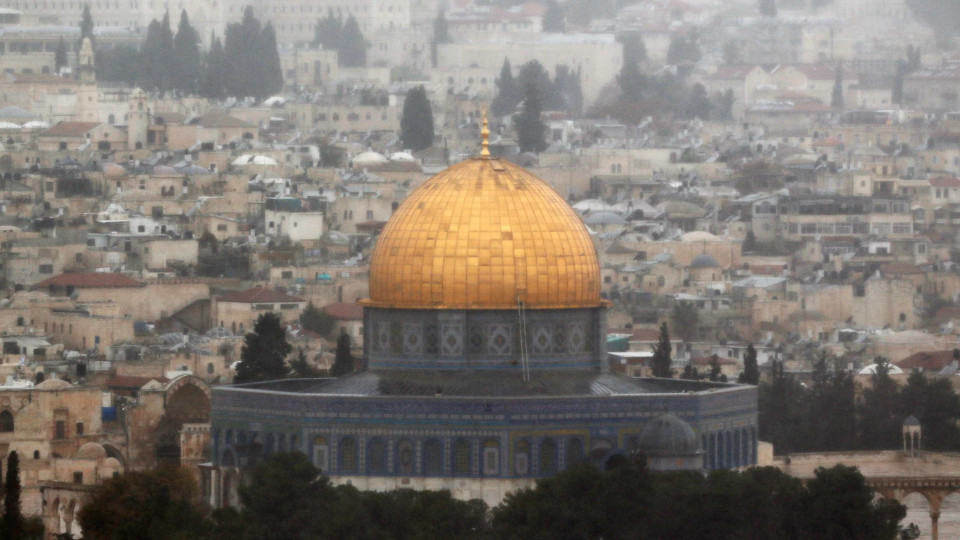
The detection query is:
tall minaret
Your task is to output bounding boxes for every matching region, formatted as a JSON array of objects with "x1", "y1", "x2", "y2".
[
  {"x1": 127, "y1": 88, "x2": 149, "y2": 150},
  {"x1": 76, "y1": 37, "x2": 98, "y2": 122}
]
